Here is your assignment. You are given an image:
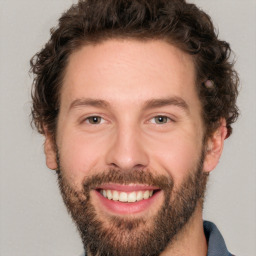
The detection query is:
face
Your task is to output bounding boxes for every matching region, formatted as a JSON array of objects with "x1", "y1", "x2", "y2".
[{"x1": 44, "y1": 39, "x2": 225, "y2": 256}]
